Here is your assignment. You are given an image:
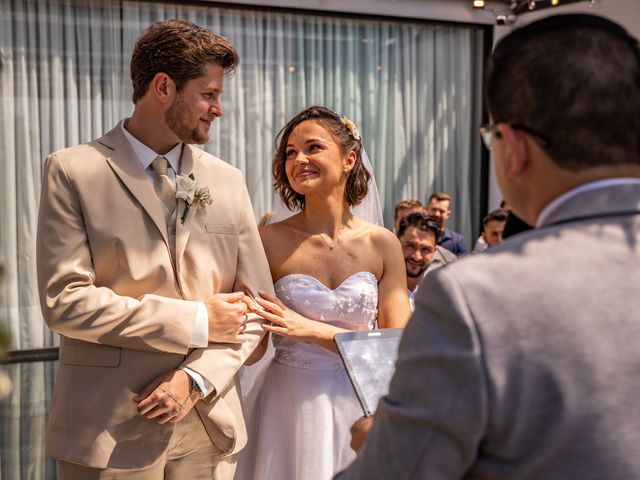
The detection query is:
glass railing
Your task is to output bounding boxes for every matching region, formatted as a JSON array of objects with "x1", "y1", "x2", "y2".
[{"x1": 0, "y1": 348, "x2": 58, "y2": 480}]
